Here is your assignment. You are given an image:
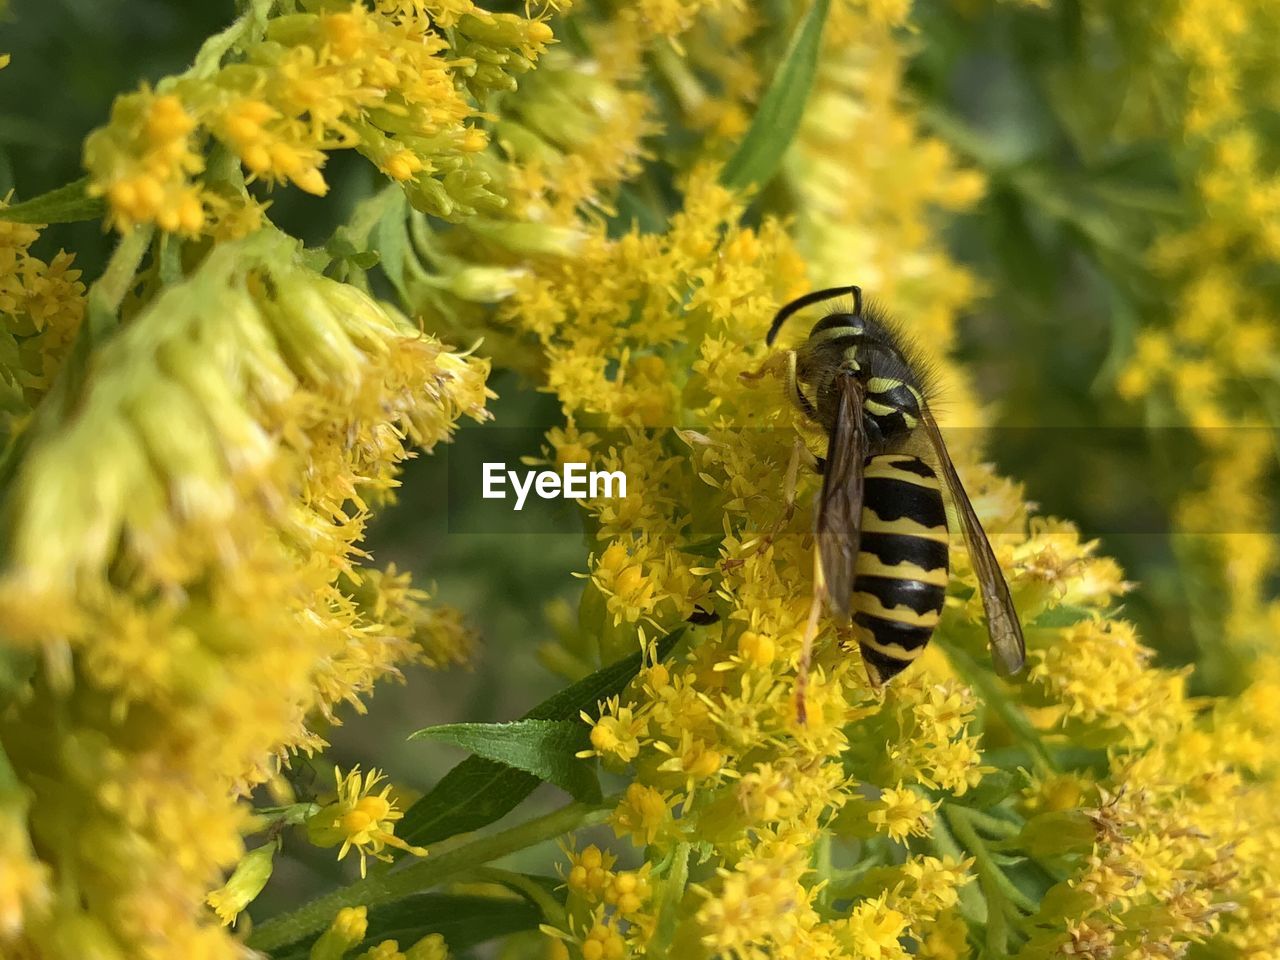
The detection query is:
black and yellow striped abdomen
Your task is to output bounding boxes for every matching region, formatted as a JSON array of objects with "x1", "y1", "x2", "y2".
[{"x1": 850, "y1": 455, "x2": 949, "y2": 685}]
